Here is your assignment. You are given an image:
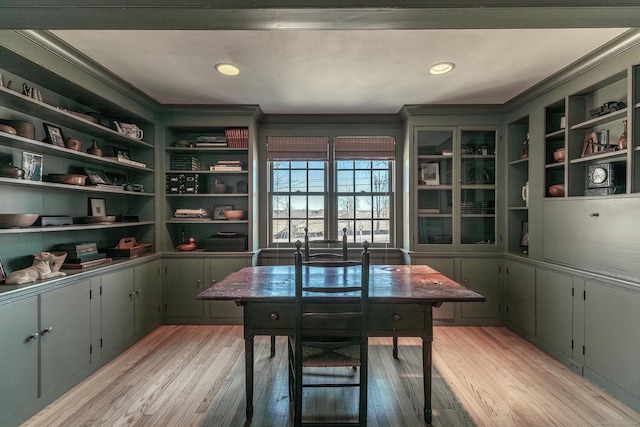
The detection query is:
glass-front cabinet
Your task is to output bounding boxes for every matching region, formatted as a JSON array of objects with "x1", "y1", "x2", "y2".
[{"x1": 413, "y1": 127, "x2": 497, "y2": 251}]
